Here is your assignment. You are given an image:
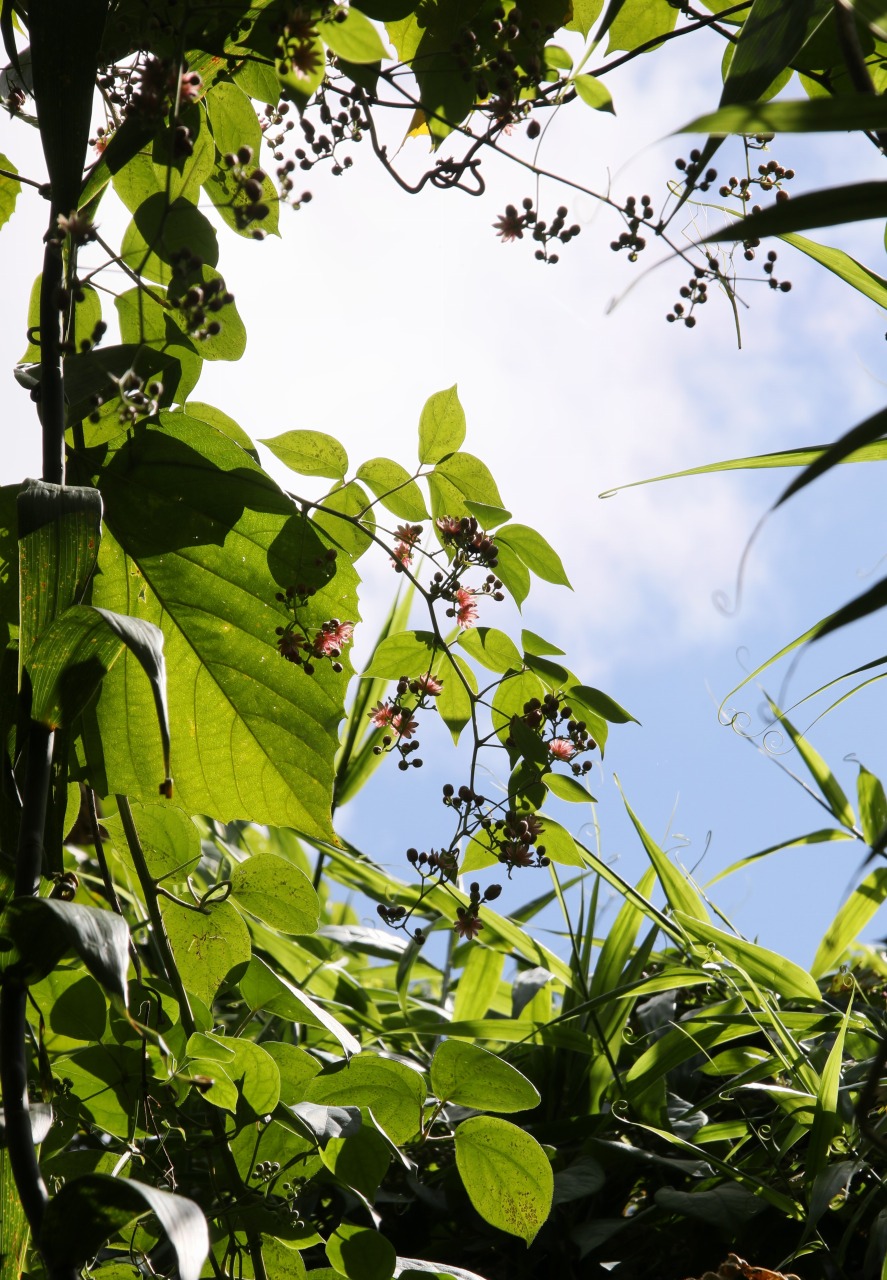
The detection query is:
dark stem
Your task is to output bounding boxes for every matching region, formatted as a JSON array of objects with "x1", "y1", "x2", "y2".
[
  {"x1": 86, "y1": 788, "x2": 142, "y2": 982},
  {"x1": 0, "y1": 982, "x2": 48, "y2": 1236},
  {"x1": 14, "y1": 720, "x2": 53, "y2": 897},
  {"x1": 38, "y1": 226, "x2": 65, "y2": 487}
]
